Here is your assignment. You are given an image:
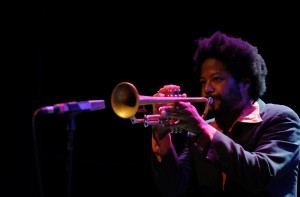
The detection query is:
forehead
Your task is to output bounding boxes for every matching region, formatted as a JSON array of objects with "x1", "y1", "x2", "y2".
[{"x1": 200, "y1": 58, "x2": 229, "y2": 77}]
